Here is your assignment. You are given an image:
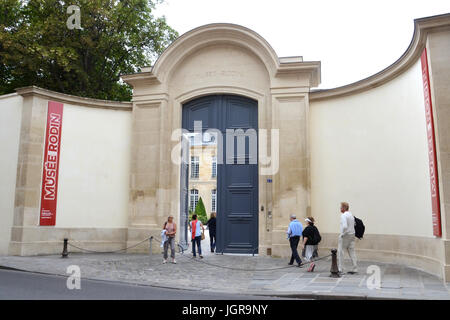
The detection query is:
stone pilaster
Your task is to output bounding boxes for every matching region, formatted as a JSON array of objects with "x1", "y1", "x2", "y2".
[
  {"x1": 127, "y1": 97, "x2": 169, "y2": 252},
  {"x1": 9, "y1": 93, "x2": 47, "y2": 255},
  {"x1": 270, "y1": 90, "x2": 311, "y2": 258}
]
